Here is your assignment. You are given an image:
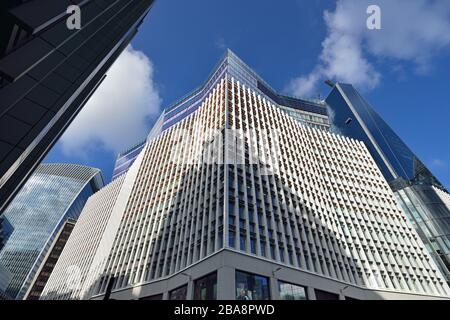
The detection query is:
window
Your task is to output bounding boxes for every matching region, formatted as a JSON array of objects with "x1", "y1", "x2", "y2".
[
  {"x1": 239, "y1": 206, "x2": 245, "y2": 219},
  {"x1": 260, "y1": 241, "x2": 266, "y2": 257},
  {"x1": 229, "y1": 203, "x2": 235, "y2": 216},
  {"x1": 240, "y1": 235, "x2": 246, "y2": 251},
  {"x1": 229, "y1": 231, "x2": 235, "y2": 247},
  {"x1": 194, "y1": 272, "x2": 217, "y2": 300},
  {"x1": 169, "y1": 284, "x2": 188, "y2": 300},
  {"x1": 235, "y1": 270, "x2": 270, "y2": 300},
  {"x1": 270, "y1": 245, "x2": 275, "y2": 259},
  {"x1": 278, "y1": 281, "x2": 307, "y2": 300},
  {"x1": 250, "y1": 238, "x2": 256, "y2": 254},
  {"x1": 314, "y1": 289, "x2": 339, "y2": 300}
]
